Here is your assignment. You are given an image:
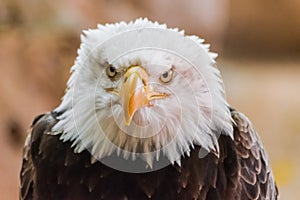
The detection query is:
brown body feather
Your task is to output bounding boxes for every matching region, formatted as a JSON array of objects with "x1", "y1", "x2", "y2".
[{"x1": 20, "y1": 109, "x2": 278, "y2": 200}]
